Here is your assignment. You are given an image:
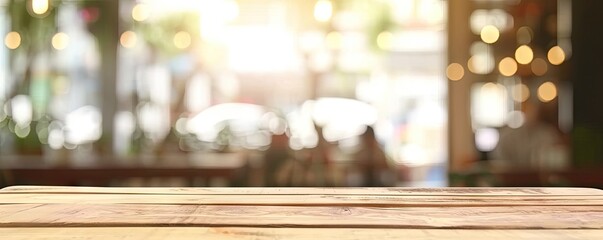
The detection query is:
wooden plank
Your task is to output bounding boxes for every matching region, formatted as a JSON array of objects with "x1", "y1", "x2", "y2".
[
  {"x1": 2, "y1": 193, "x2": 603, "y2": 206},
  {"x1": 1, "y1": 227, "x2": 603, "y2": 240},
  {"x1": 2, "y1": 186, "x2": 601, "y2": 196},
  {"x1": 1, "y1": 203, "x2": 602, "y2": 229}
]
